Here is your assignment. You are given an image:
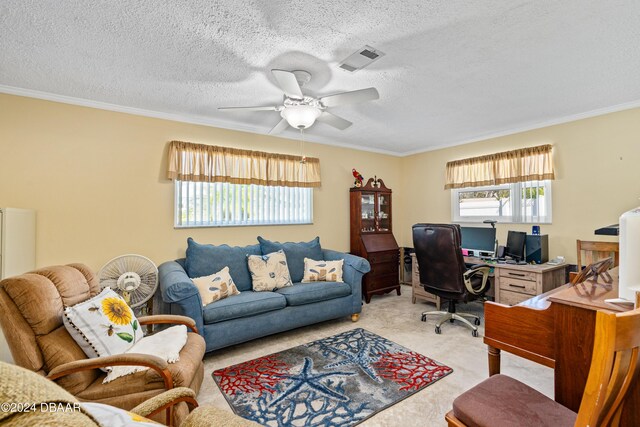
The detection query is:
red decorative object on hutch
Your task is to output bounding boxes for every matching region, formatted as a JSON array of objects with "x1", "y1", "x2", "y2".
[{"x1": 350, "y1": 177, "x2": 401, "y2": 303}]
